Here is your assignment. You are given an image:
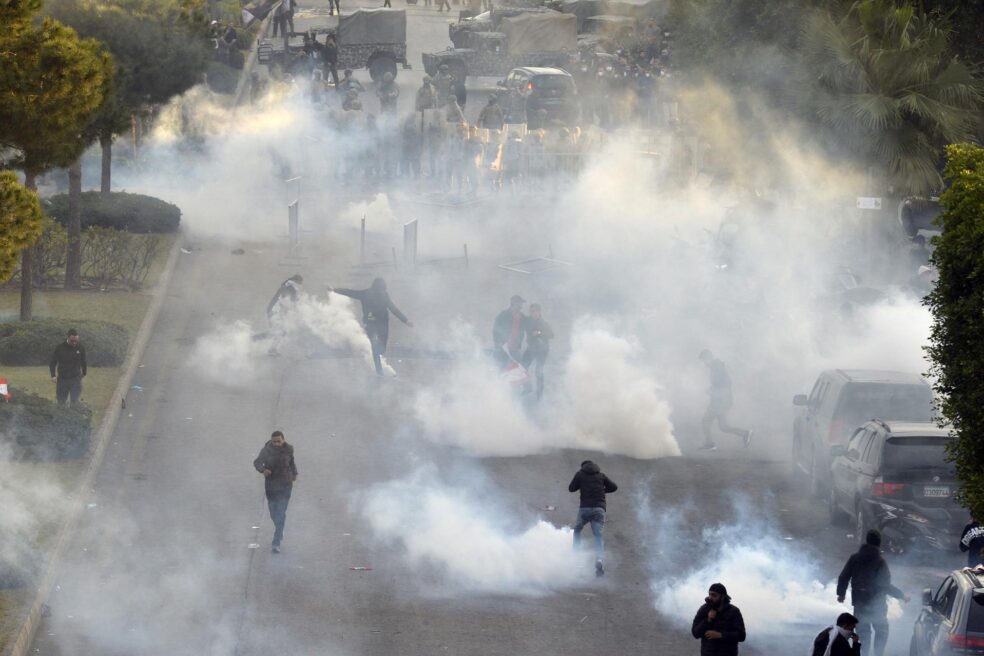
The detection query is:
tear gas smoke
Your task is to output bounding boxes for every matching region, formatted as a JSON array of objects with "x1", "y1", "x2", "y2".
[
  {"x1": 0, "y1": 450, "x2": 65, "y2": 586},
  {"x1": 362, "y1": 470, "x2": 587, "y2": 595},
  {"x1": 188, "y1": 319, "x2": 269, "y2": 384}
]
